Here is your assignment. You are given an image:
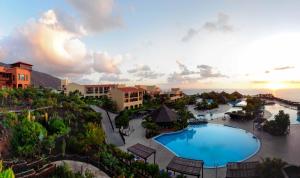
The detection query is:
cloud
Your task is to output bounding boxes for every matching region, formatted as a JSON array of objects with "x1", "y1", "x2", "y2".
[
  {"x1": 273, "y1": 66, "x2": 294, "y2": 71},
  {"x1": 0, "y1": 10, "x2": 124, "y2": 78},
  {"x1": 66, "y1": 0, "x2": 122, "y2": 32},
  {"x1": 176, "y1": 60, "x2": 197, "y2": 75},
  {"x1": 182, "y1": 12, "x2": 234, "y2": 42},
  {"x1": 93, "y1": 52, "x2": 122, "y2": 74},
  {"x1": 197, "y1": 65, "x2": 228, "y2": 79},
  {"x1": 167, "y1": 72, "x2": 195, "y2": 83},
  {"x1": 167, "y1": 62, "x2": 227, "y2": 84},
  {"x1": 203, "y1": 13, "x2": 233, "y2": 32},
  {"x1": 251, "y1": 80, "x2": 268, "y2": 84},
  {"x1": 127, "y1": 65, "x2": 150, "y2": 73},
  {"x1": 99, "y1": 74, "x2": 129, "y2": 82},
  {"x1": 127, "y1": 65, "x2": 164, "y2": 80},
  {"x1": 181, "y1": 29, "x2": 199, "y2": 42}
]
